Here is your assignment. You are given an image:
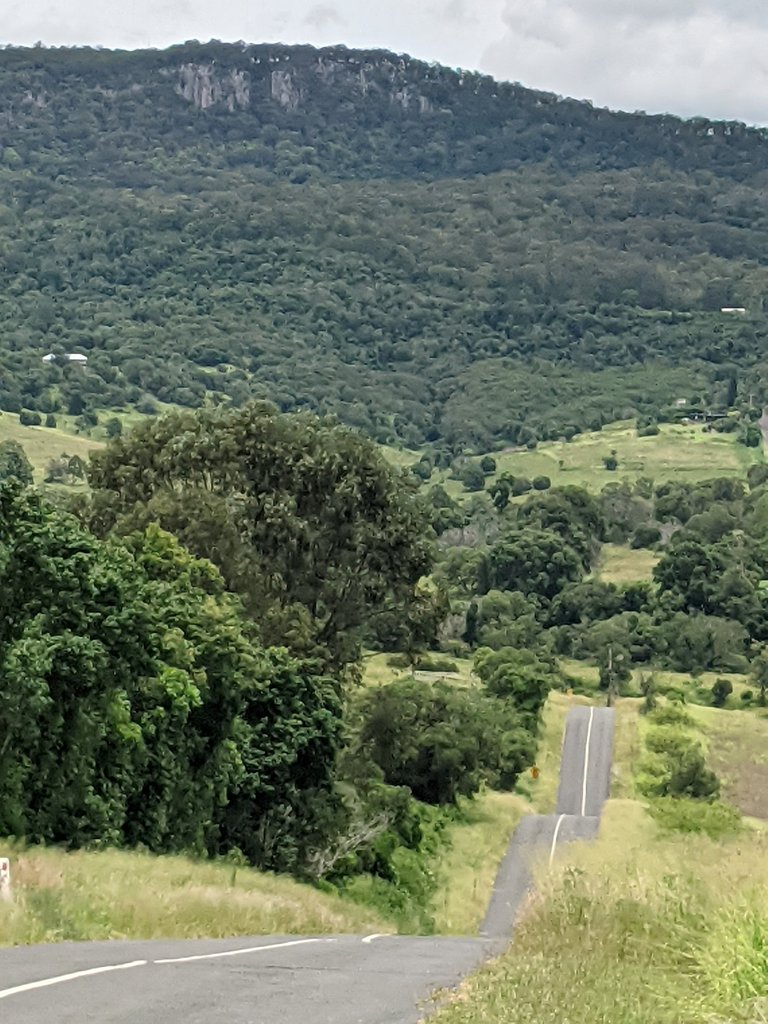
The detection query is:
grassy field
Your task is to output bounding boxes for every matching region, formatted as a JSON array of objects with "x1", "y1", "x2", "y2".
[
  {"x1": 417, "y1": 418, "x2": 763, "y2": 502},
  {"x1": 0, "y1": 844, "x2": 388, "y2": 947},
  {"x1": 690, "y1": 704, "x2": 768, "y2": 819},
  {"x1": 0, "y1": 413, "x2": 103, "y2": 485},
  {"x1": 490, "y1": 419, "x2": 761, "y2": 492},
  {"x1": 361, "y1": 652, "x2": 476, "y2": 688},
  {"x1": 595, "y1": 543, "x2": 660, "y2": 584}
]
